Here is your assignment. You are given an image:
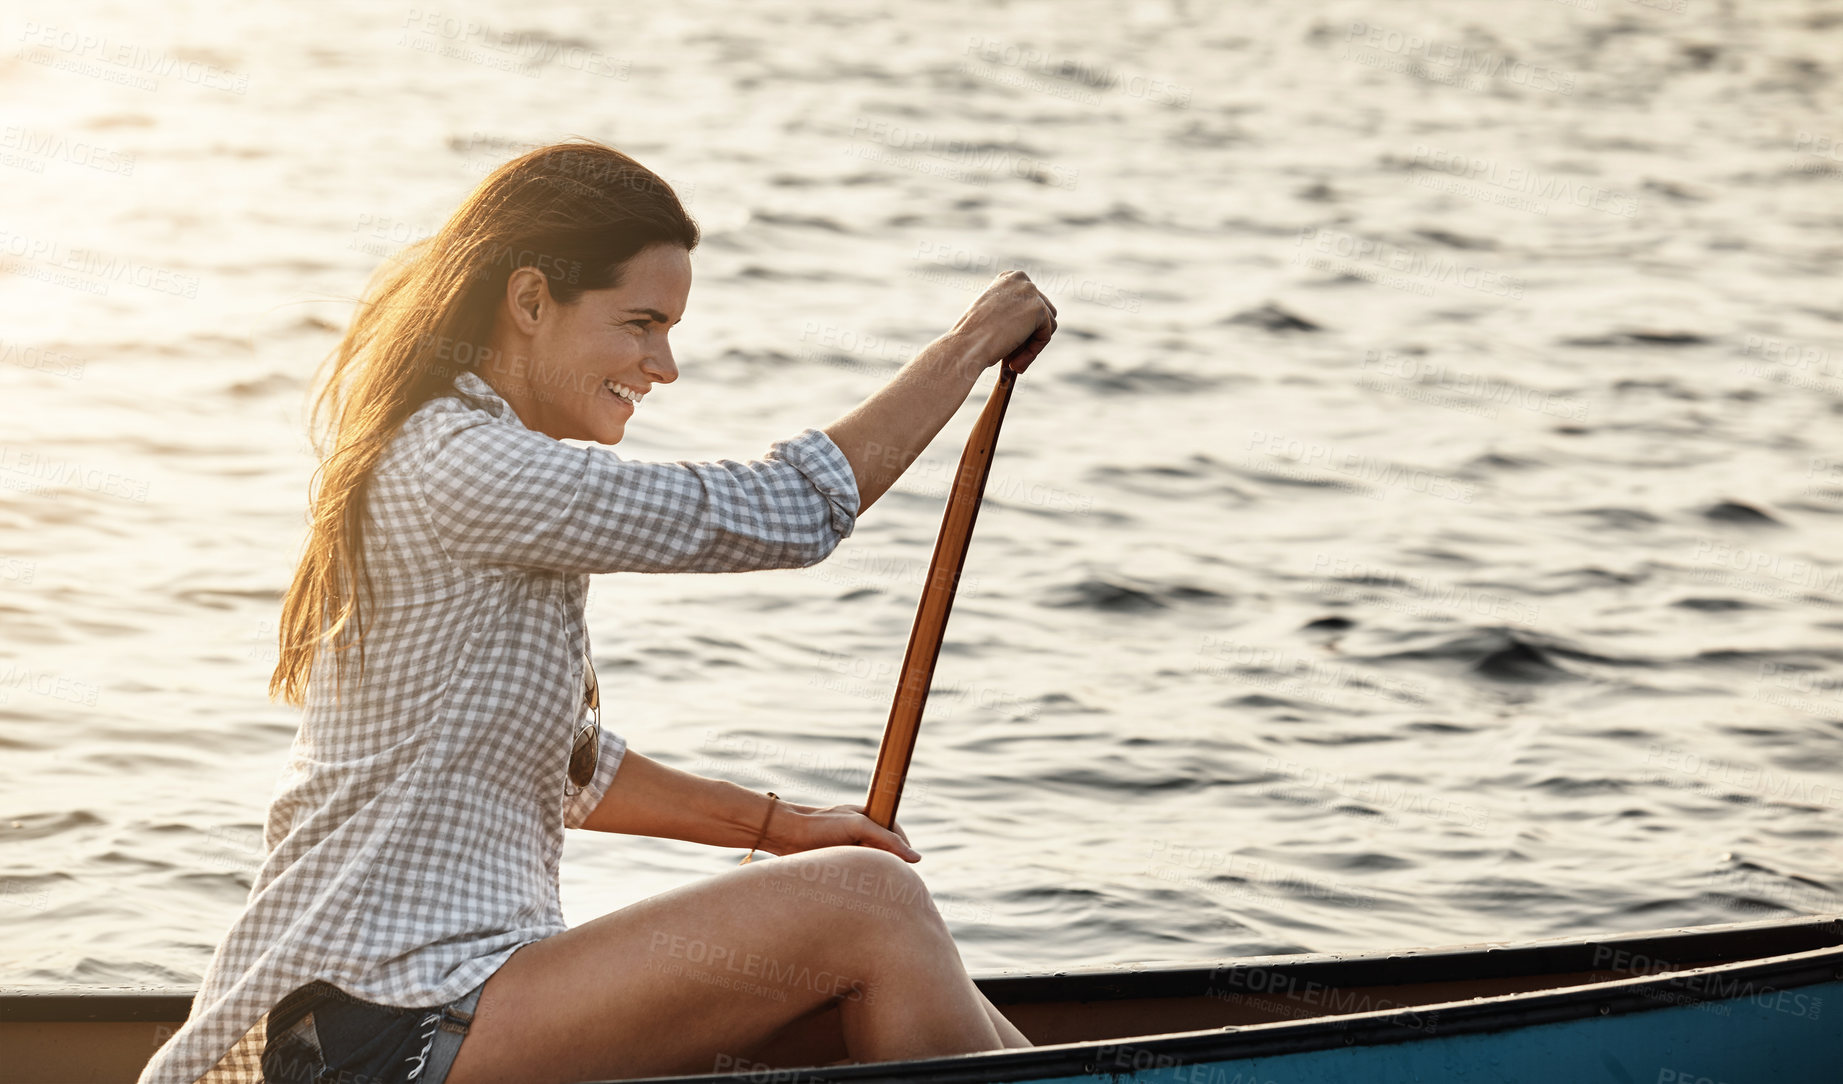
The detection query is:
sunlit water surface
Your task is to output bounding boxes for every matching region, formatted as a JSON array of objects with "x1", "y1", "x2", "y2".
[{"x1": 2, "y1": 0, "x2": 1842, "y2": 988}]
